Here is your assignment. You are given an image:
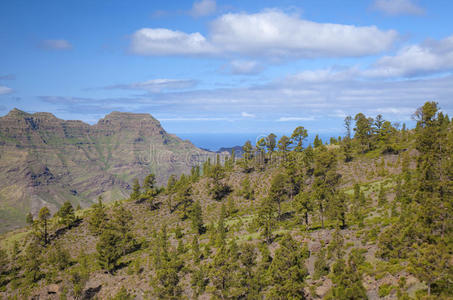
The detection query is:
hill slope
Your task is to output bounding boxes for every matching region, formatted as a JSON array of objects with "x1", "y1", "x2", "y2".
[{"x1": 0, "y1": 102, "x2": 451, "y2": 299}]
